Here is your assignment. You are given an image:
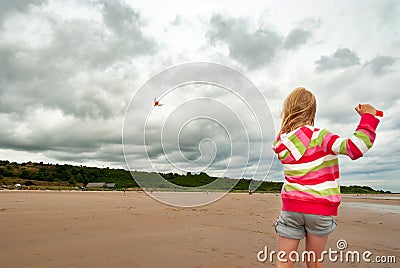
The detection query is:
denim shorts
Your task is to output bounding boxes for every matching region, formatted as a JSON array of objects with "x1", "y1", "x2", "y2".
[{"x1": 274, "y1": 210, "x2": 337, "y2": 240}]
